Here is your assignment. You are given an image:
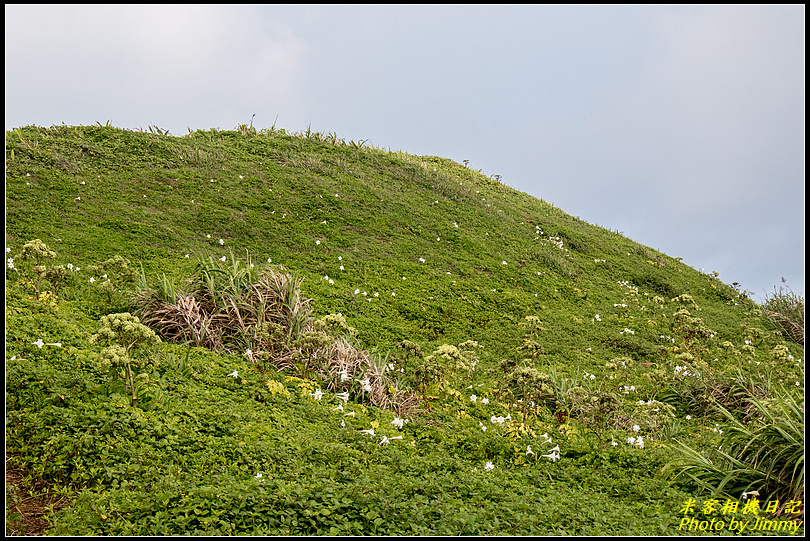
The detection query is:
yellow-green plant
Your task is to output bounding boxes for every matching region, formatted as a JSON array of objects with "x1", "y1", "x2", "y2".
[
  {"x1": 631, "y1": 399, "x2": 676, "y2": 437},
  {"x1": 15, "y1": 239, "x2": 57, "y2": 298},
  {"x1": 86, "y1": 255, "x2": 139, "y2": 305},
  {"x1": 567, "y1": 386, "x2": 624, "y2": 449},
  {"x1": 313, "y1": 312, "x2": 358, "y2": 340},
  {"x1": 516, "y1": 315, "x2": 545, "y2": 362},
  {"x1": 671, "y1": 304, "x2": 714, "y2": 354},
  {"x1": 416, "y1": 342, "x2": 481, "y2": 397},
  {"x1": 89, "y1": 312, "x2": 161, "y2": 408},
  {"x1": 505, "y1": 366, "x2": 553, "y2": 424}
]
